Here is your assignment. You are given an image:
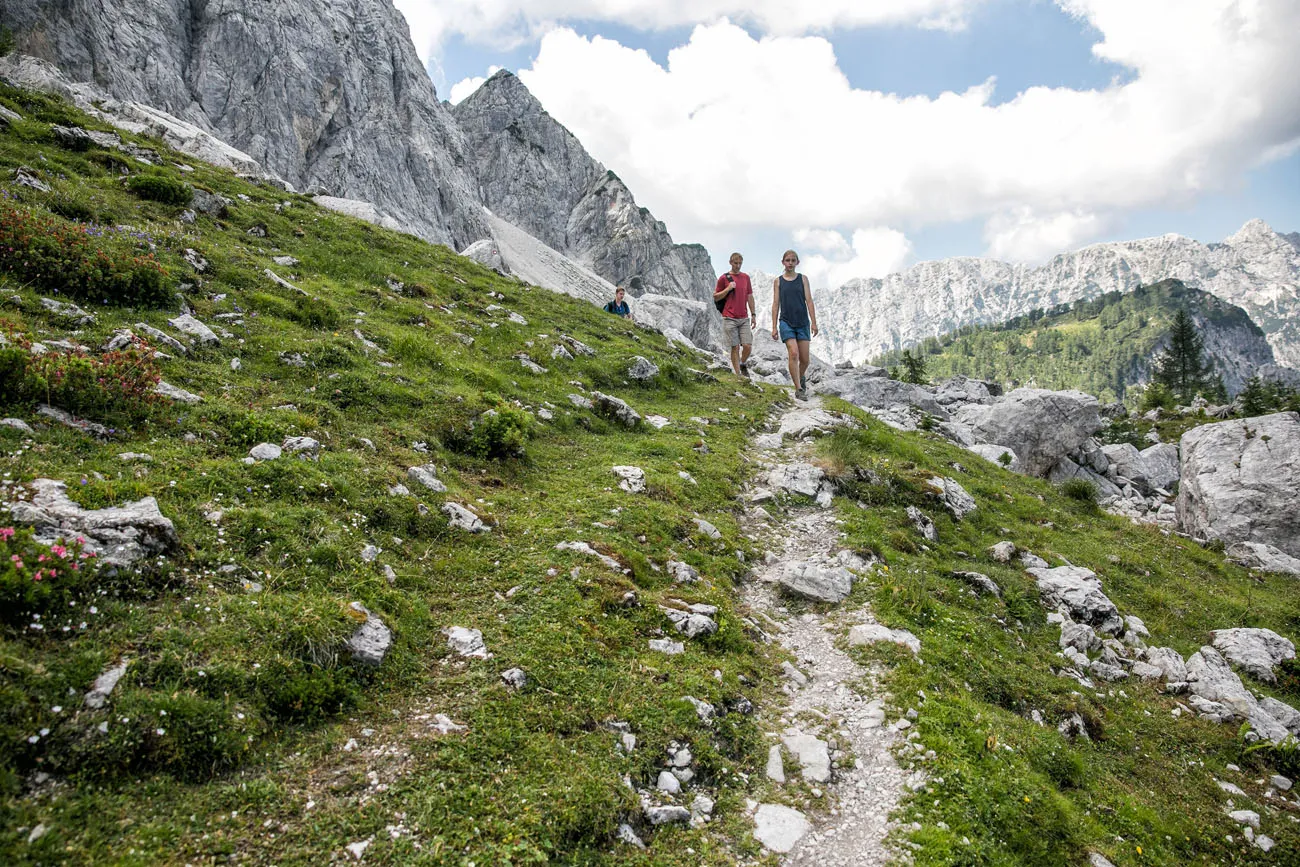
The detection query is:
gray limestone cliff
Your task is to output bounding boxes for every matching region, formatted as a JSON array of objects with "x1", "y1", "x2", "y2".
[
  {"x1": 0, "y1": 0, "x2": 490, "y2": 248},
  {"x1": 818, "y1": 220, "x2": 1300, "y2": 370},
  {"x1": 453, "y1": 70, "x2": 715, "y2": 303}
]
